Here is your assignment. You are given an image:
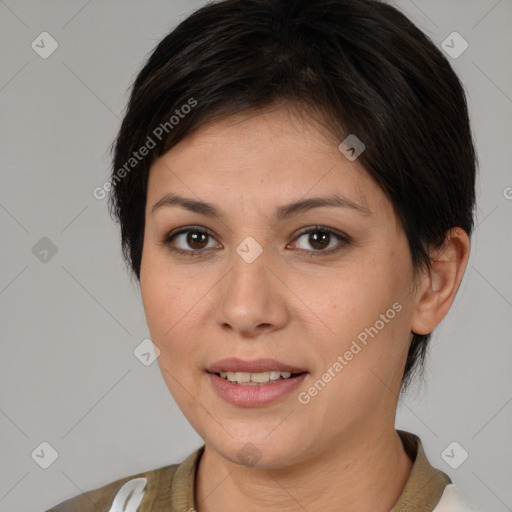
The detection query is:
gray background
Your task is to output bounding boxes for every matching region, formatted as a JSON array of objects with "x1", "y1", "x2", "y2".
[{"x1": 1, "y1": 1, "x2": 511, "y2": 511}]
